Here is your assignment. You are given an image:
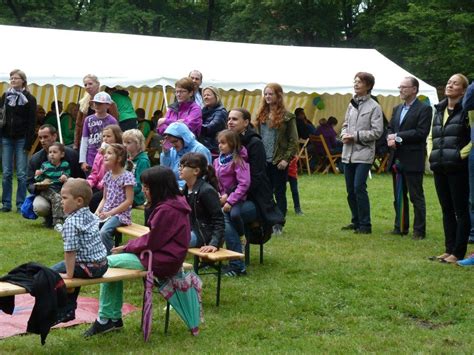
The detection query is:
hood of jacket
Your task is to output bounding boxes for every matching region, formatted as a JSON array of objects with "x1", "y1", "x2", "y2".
[
  {"x1": 240, "y1": 127, "x2": 261, "y2": 146},
  {"x1": 151, "y1": 195, "x2": 191, "y2": 218},
  {"x1": 167, "y1": 100, "x2": 195, "y2": 114},
  {"x1": 164, "y1": 122, "x2": 197, "y2": 151}
]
